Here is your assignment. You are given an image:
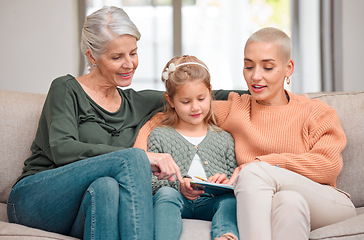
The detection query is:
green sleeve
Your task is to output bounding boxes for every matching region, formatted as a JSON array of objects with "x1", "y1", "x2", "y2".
[{"x1": 42, "y1": 79, "x2": 122, "y2": 166}]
